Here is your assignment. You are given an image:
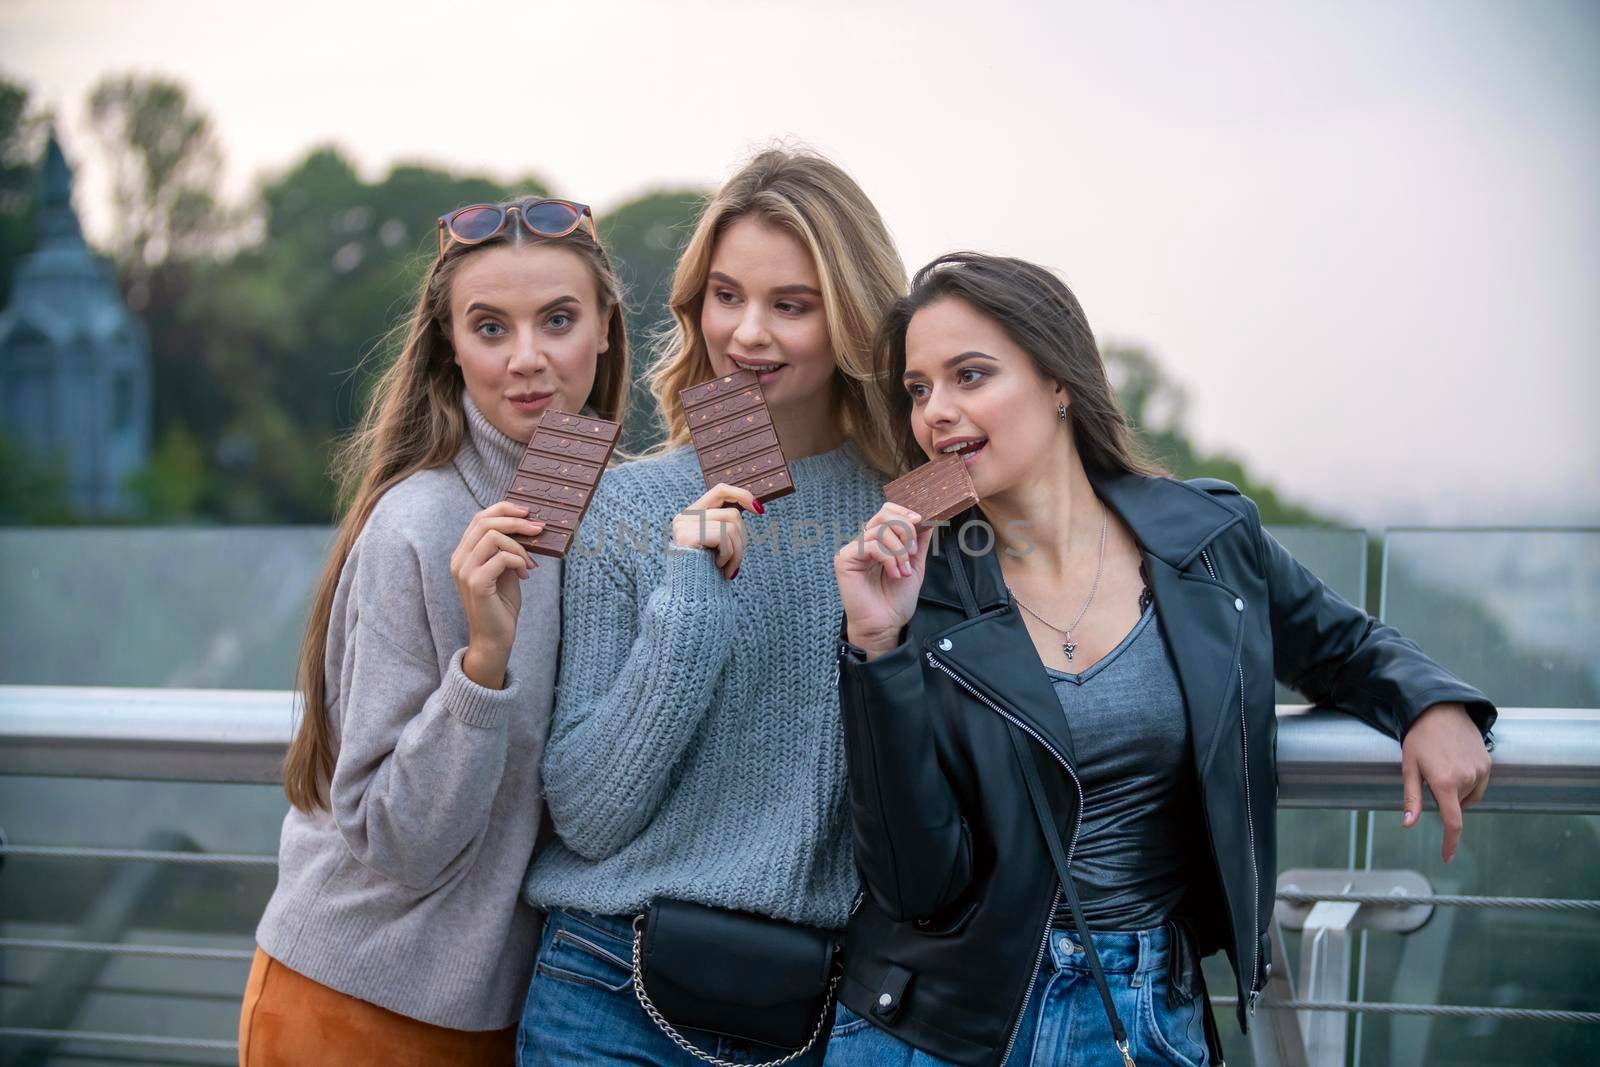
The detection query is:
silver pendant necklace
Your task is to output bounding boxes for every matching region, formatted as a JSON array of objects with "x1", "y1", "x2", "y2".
[{"x1": 1009, "y1": 504, "x2": 1108, "y2": 662}]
